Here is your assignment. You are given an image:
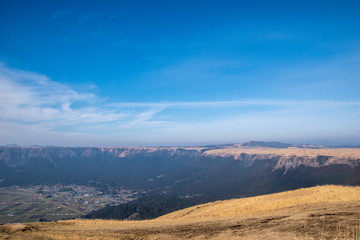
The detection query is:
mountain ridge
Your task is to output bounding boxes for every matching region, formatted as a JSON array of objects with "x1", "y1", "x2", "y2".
[
  {"x1": 1, "y1": 143, "x2": 360, "y2": 170},
  {"x1": 1, "y1": 140, "x2": 360, "y2": 149},
  {"x1": 1, "y1": 143, "x2": 360, "y2": 204}
]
